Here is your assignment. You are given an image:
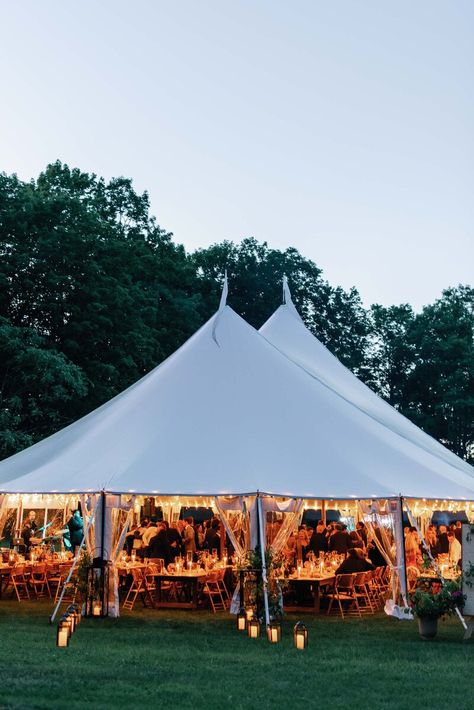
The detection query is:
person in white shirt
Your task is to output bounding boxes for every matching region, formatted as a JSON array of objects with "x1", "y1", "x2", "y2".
[
  {"x1": 142, "y1": 522, "x2": 158, "y2": 548},
  {"x1": 447, "y1": 532, "x2": 461, "y2": 565}
]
